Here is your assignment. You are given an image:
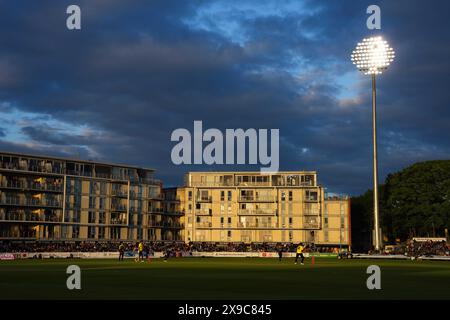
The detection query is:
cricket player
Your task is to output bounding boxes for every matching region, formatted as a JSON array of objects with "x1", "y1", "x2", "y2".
[{"x1": 295, "y1": 243, "x2": 305, "y2": 265}]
